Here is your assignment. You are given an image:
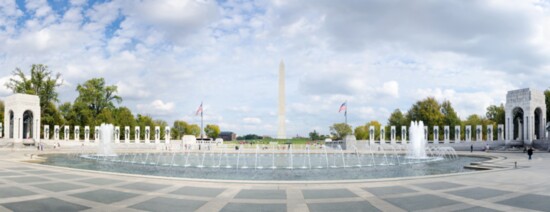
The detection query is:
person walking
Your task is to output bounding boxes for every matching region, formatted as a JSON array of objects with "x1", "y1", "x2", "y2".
[
  {"x1": 527, "y1": 147, "x2": 533, "y2": 160},
  {"x1": 470, "y1": 144, "x2": 473, "y2": 153}
]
